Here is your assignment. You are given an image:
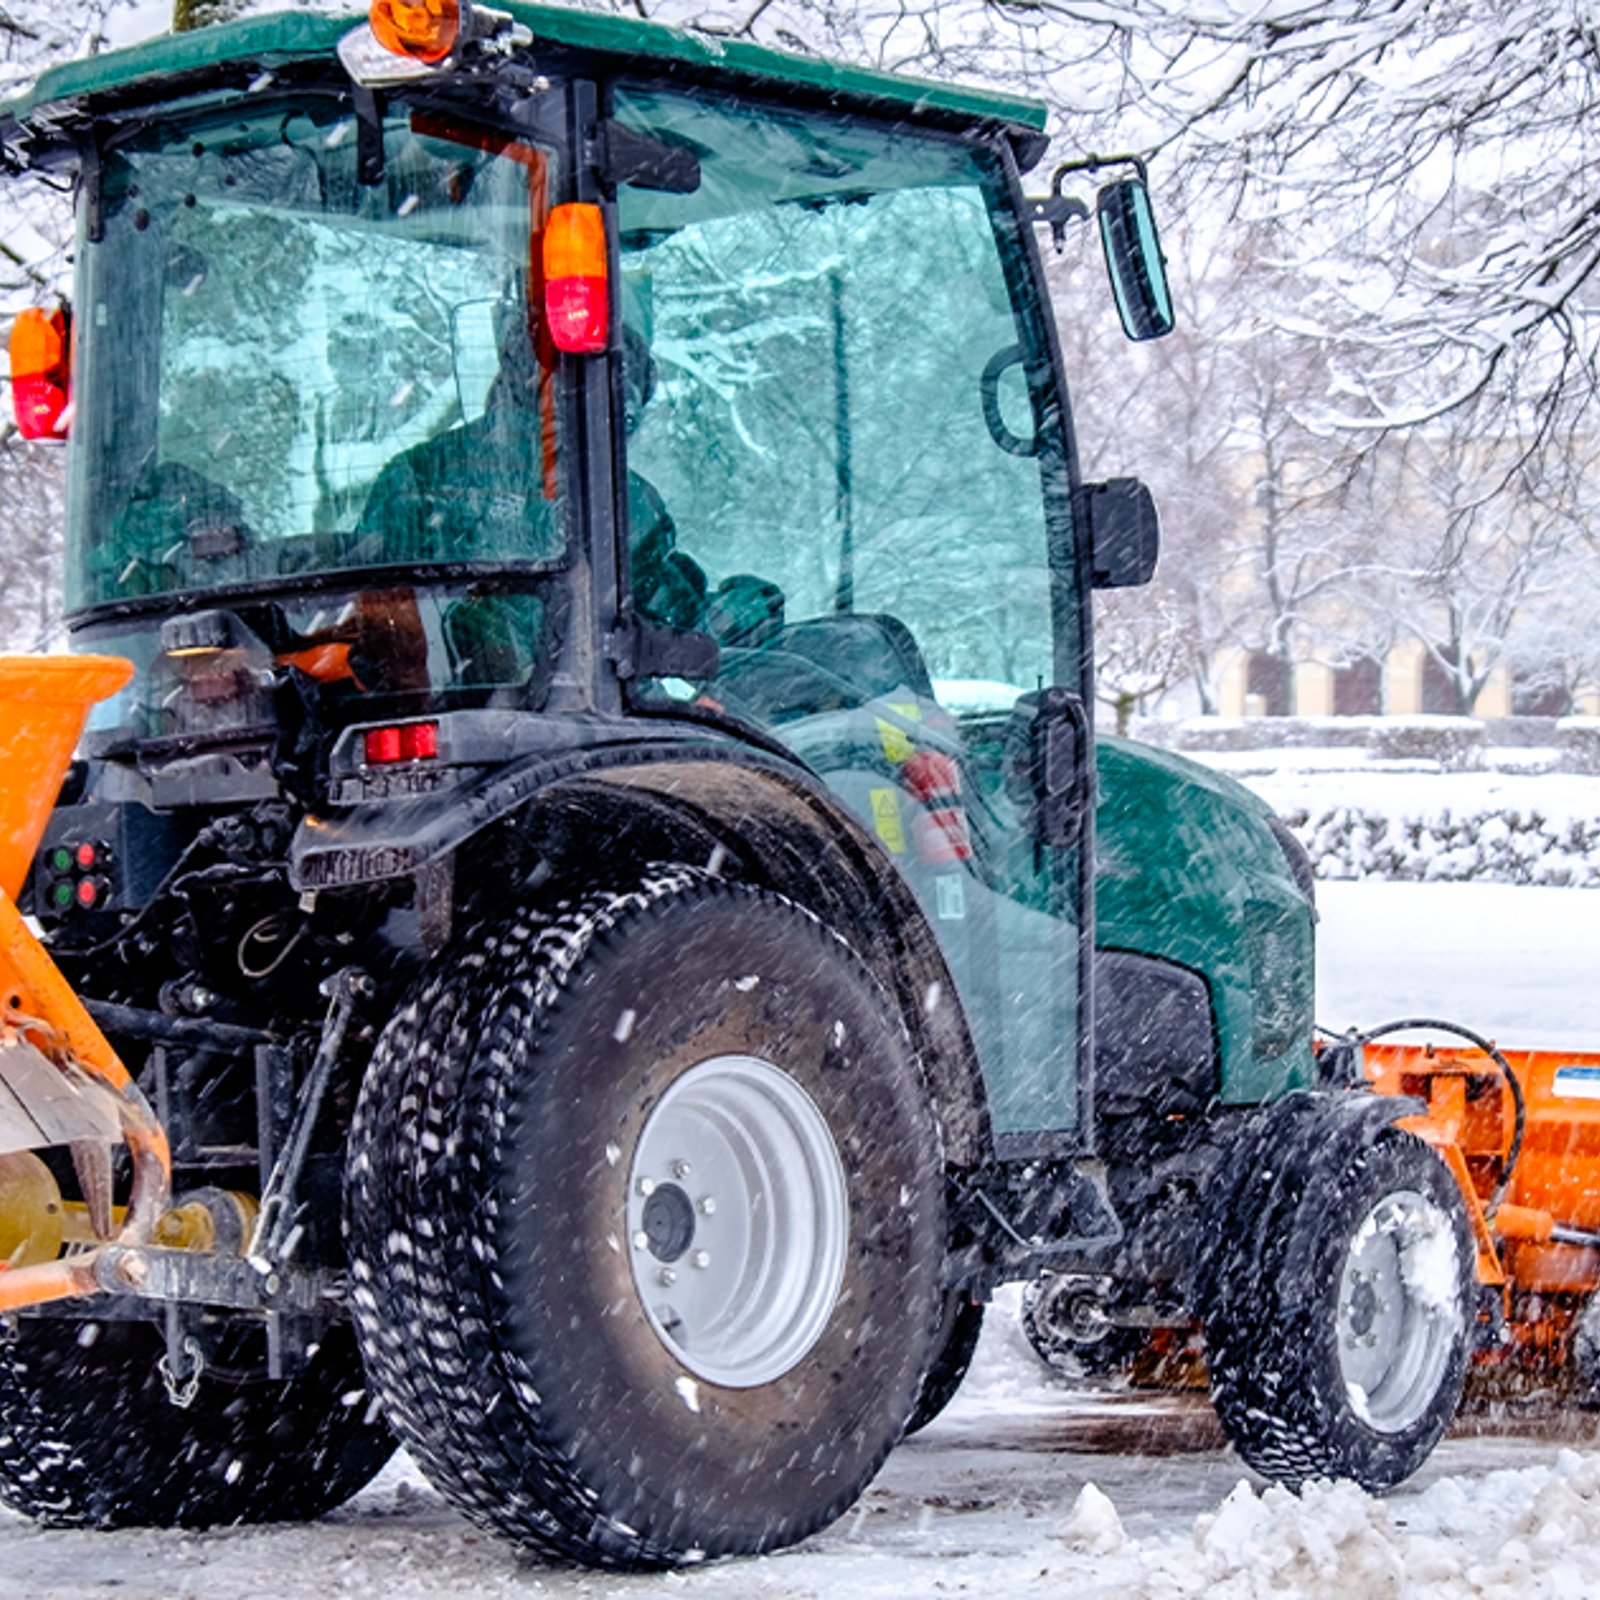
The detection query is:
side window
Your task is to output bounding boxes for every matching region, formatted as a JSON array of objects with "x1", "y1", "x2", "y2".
[{"x1": 619, "y1": 127, "x2": 1060, "y2": 703}]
